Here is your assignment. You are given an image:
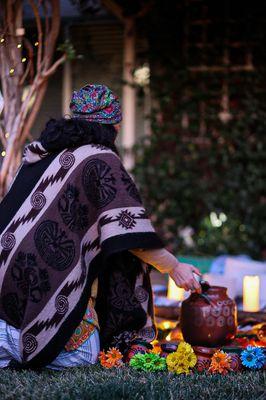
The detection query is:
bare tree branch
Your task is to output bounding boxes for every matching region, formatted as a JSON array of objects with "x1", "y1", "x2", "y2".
[
  {"x1": 21, "y1": 37, "x2": 35, "y2": 83},
  {"x1": 42, "y1": 53, "x2": 66, "y2": 78},
  {"x1": 29, "y1": 0, "x2": 43, "y2": 71},
  {"x1": 0, "y1": 0, "x2": 63, "y2": 198},
  {"x1": 43, "y1": 0, "x2": 60, "y2": 69}
]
